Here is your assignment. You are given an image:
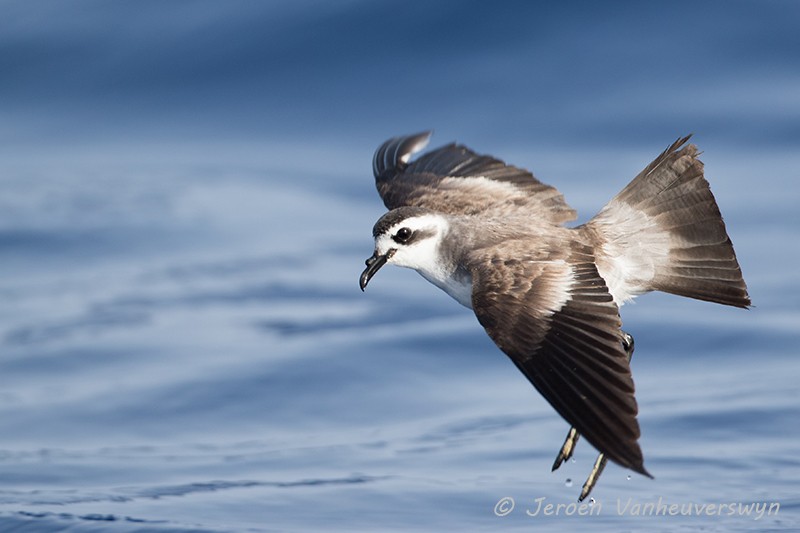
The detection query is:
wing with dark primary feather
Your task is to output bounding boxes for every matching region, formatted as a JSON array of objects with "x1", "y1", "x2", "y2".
[
  {"x1": 469, "y1": 240, "x2": 649, "y2": 475},
  {"x1": 373, "y1": 132, "x2": 577, "y2": 224}
]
